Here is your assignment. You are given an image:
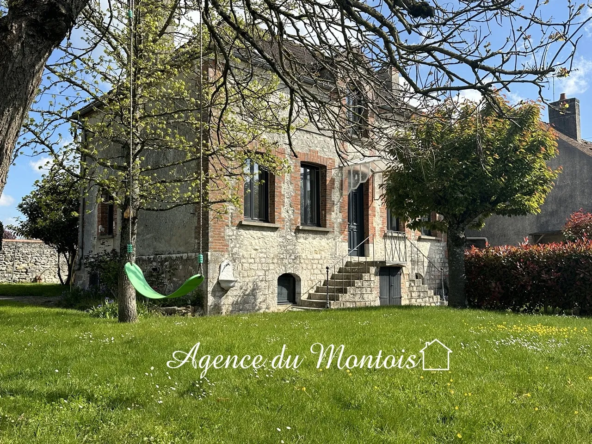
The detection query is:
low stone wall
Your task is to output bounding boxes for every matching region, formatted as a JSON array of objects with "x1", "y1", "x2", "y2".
[{"x1": 0, "y1": 240, "x2": 67, "y2": 283}]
